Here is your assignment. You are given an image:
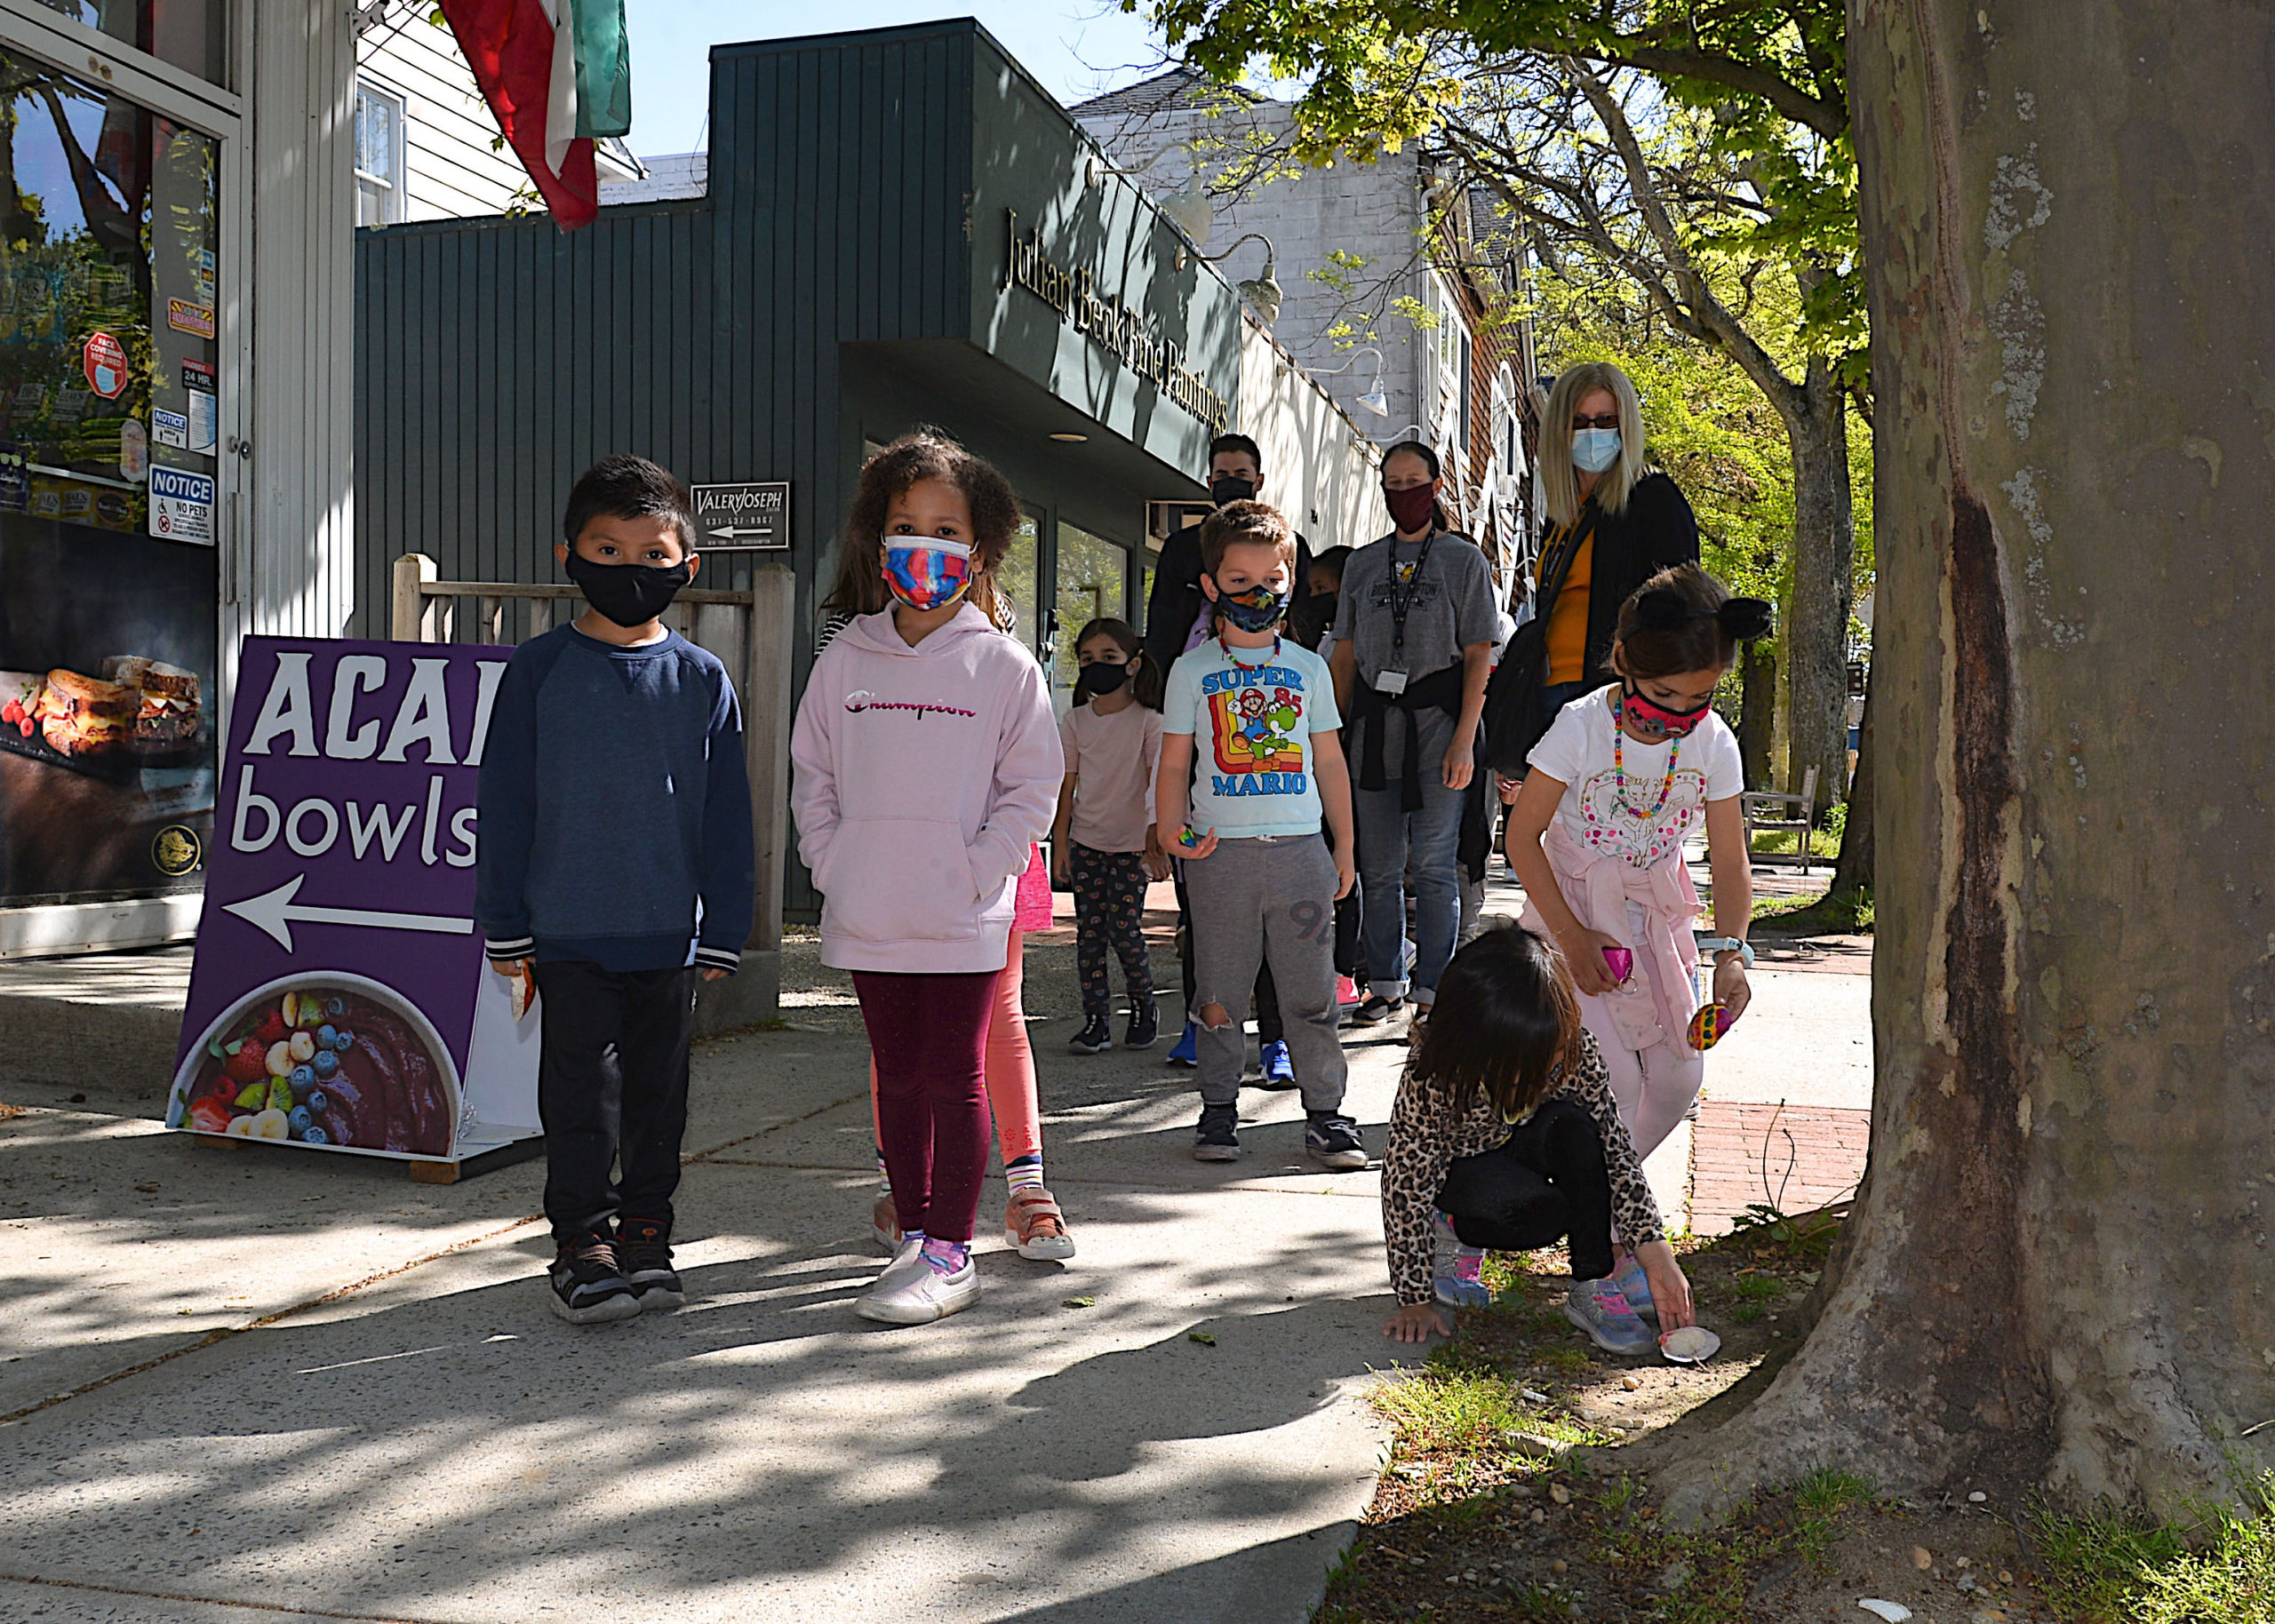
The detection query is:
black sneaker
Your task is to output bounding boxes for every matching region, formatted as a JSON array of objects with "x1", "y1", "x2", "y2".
[
  {"x1": 1305, "y1": 1112, "x2": 1369, "y2": 1170},
  {"x1": 1350, "y1": 994, "x2": 1405, "y2": 1026},
  {"x1": 617, "y1": 1217, "x2": 684, "y2": 1310},
  {"x1": 1193, "y1": 1102, "x2": 1241, "y2": 1162},
  {"x1": 547, "y1": 1234, "x2": 642, "y2": 1324},
  {"x1": 1069, "y1": 1013, "x2": 1114, "y2": 1054},
  {"x1": 1124, "y1": 999, "x2": 1160, "y2": 1050}
]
